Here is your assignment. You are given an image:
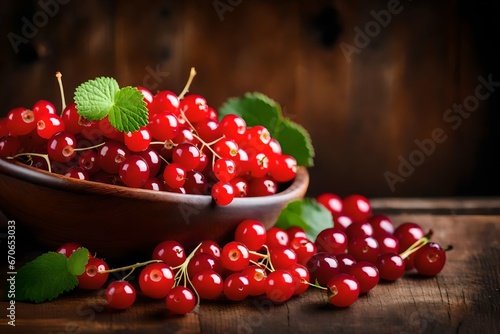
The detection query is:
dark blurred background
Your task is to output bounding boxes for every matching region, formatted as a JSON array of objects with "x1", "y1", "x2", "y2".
[{"x1": 0, "y1": 0, "x2": 499, "y2": 198}]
